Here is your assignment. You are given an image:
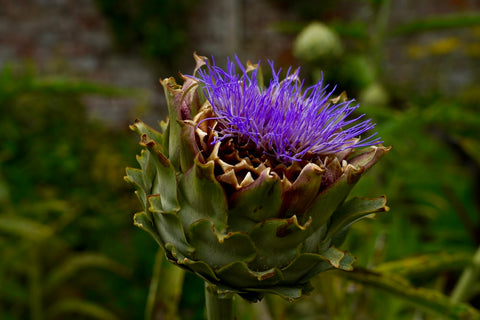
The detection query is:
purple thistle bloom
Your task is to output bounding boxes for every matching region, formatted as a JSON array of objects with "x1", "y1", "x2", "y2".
[{"x1": 196, "y1": 57, "x2": 382, "y2": 163}]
